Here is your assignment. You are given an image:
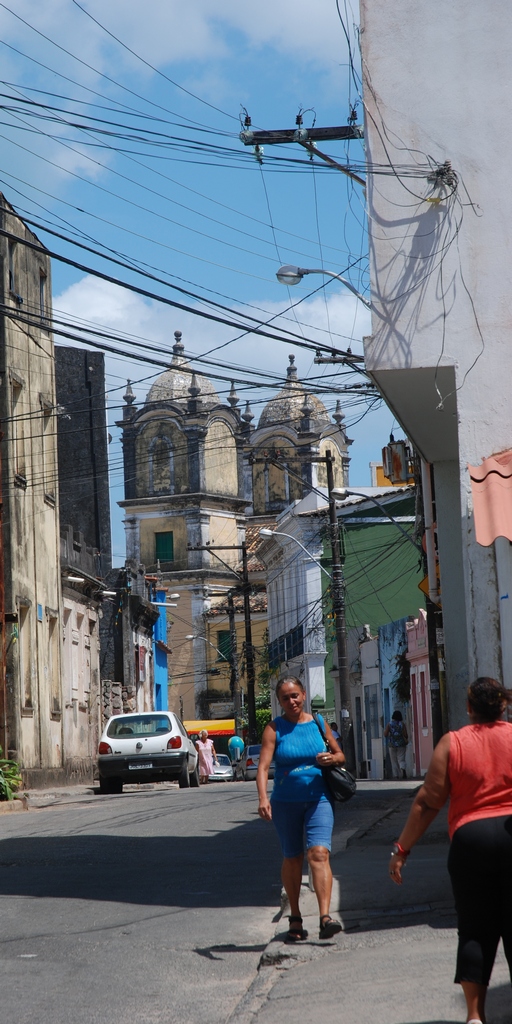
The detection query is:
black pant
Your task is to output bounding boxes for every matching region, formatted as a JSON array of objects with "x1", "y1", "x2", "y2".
[{"x1": 448, "y1": 815, "x2": 512, "y2": 986}]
